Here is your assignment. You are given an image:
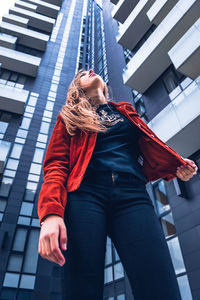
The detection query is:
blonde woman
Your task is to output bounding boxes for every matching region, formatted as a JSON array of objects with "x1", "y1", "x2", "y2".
[{"x1": 38, "y1": 69, "x2": 197, "y2": 300}]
